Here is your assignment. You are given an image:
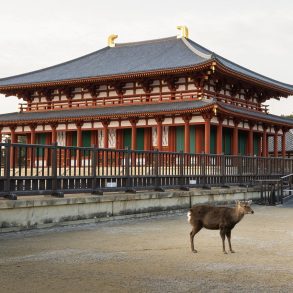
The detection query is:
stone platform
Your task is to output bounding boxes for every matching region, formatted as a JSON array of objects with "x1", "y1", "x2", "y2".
[{"x1": 0, "y1": 186, "x2": 260, "y2": 233}]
